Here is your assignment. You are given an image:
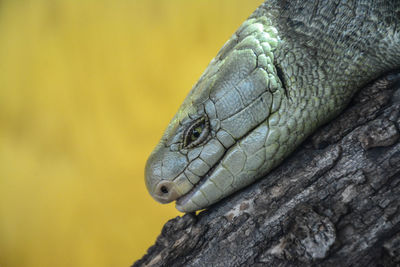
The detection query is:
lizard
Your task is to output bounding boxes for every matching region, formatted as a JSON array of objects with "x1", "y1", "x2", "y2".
[{"x1": 144, "y1": 0, "x2": 400, "y2": 213}]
